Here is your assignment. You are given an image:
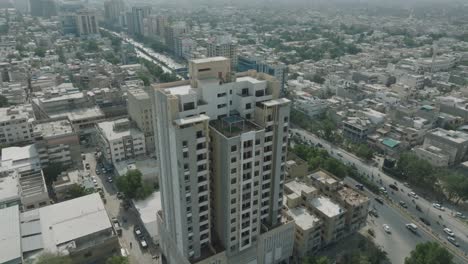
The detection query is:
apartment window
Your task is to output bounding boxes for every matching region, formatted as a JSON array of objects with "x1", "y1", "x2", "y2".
[
  {"x1": 231, "y1": 208, "x2": 236, "y2": 214},
  {"x1": 231, "y1": 198, "x2": 236, "y2": 204},
  {"x1": 230, "y1": 100, "x2": 232, "y2": 105},
  {"x1": 184, "y1": 163, "x2": 189, "y2": 171},
  {"x1": 231, "y1": 168, "x2": 237, "y2": 174},
  {"x1": 231, "y1": 178, "x2": 237, "y2": 184},
  {"x1": 217, "y1": 104, "x2": 227, "y2": 109},
  {"x1": 284, "y1": 116, "x2": 289, "y2": 122},
  {"x1": 245, "y1": 103, "x2": 251, "y2": 110},
  {"x1": 217, "y1": 92, "x2": 227, "y2": 97},
  {"x1": 231, "y1": 218, "x2": 236, "y2": 224},
  {"x1": 183, "y1": 102, "x2": 195, "y2": 111},
  {"x1": 230, "y1": 90, "x2": 233, "y2": 94},
  {"x1": 183, "y1": 152, "x2": 188, "y2": 158},
  {"x1": 231, "y1": 157, "x2": 236, "y2": 163},
  {"x1": 196, "y1": 130, "x2": 204, "y2": 138},
  {"x1": 182, "y1": 141, "x2": 188, "y2": 147},
  {"x1": 231, "y1": 145, "x2": 237, "y2": 152},
  {"x1": 255, "y1": 139, "x2": 260, "y2": 145}
]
